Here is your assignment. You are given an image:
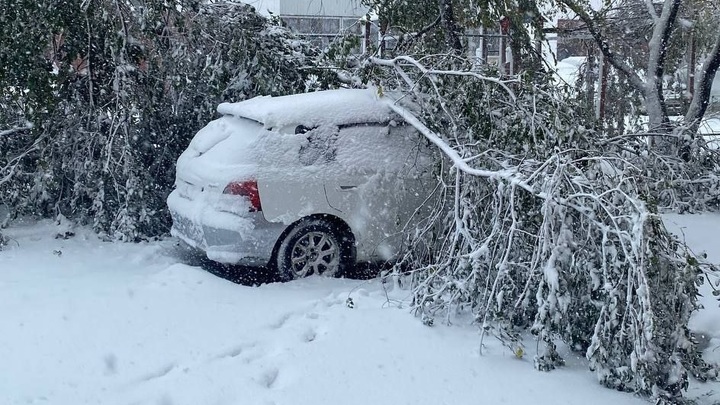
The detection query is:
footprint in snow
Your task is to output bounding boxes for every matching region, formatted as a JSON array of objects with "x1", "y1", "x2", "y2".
[
  {"x1": 302, "y1": 327, "x2": 318, "y2": 343},
  {"x1": 268, "y1": 312, "x2": 293, "y2": 330},
  {"x1": 103, "y1": 353, "x2": 118, "y2": 375},
  {"x1": 157, "y1": 393, "x2": 174, "y2": 405},
  {"x1": 218, "y1": 345, "x2": 245, "y2": 359},
  {"x1": 137, "y1": 363, "x2": 176, "y2": 383},
  {"x1": 210, "y1": 341, "x2": 264, "y2": 365},
  {"x1": 257, "y1": 367, "x2": 280, "y2": 389},
  {"x1": 267, "y1": 309, "x2": 327, "y2": 345},
  {"x1": 318, "y1": 292, "x2": 346, "y2": 308}
]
